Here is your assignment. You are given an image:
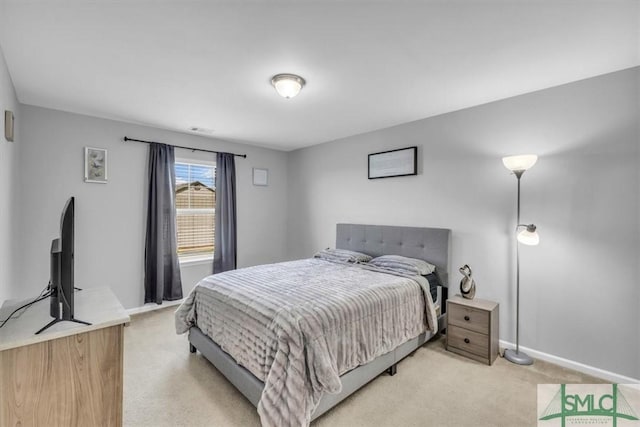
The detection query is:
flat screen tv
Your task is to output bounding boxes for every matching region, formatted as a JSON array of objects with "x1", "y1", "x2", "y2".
[{"x1": 36, "y1": 197, "x2": 90, "y2": 334}]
